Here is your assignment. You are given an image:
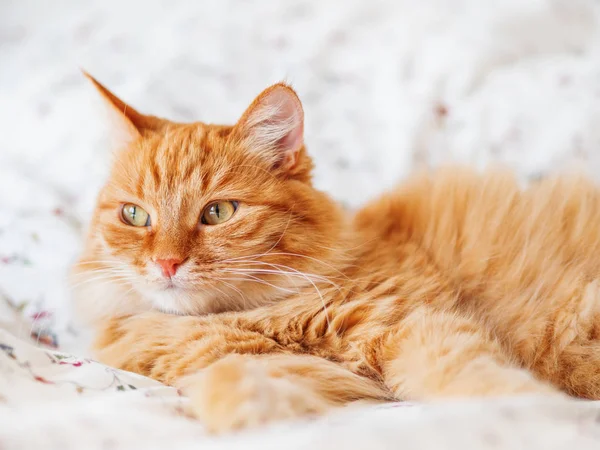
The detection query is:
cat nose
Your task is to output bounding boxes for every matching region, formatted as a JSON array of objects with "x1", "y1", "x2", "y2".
[{"x1": 154, "y1": 258, "x2": 184, "y2": 278}]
